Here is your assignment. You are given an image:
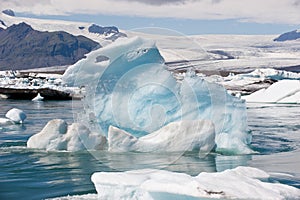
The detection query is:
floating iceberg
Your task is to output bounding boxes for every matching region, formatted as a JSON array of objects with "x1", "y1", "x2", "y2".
[
  {"x1": 27, "y1": 119, "x2": 107, "y2": 151},
  {"x1": 63, "y1": 37, "x2": 252, "y2": 154},
  {"x1": 108, "y1": 120, "x2": 215, "y2": 153},
  {"x1": 91, "y1": 166, "x2": 300, "y2": 200},
  {"x1": 243, "y1": 80, "x2": 300, "y2": 103},
  {"x1": 4, "y1": 108, "x2": 26, "y2": 124},
  {"x1": 32, "y1": 93, "x2": 44, "y2": 101},
  {"x1": 1, "y1": 108, "x2": 26, "y2": 126}
]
